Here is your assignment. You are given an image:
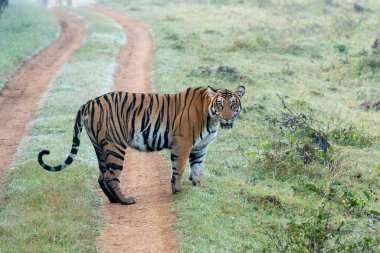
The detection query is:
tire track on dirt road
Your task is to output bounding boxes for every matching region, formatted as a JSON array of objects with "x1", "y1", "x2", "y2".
[
  {"x1": 0, "y1": 10, "x2": 87, "y2": 190},
  {"x1": 89, "y1": 5, "x2": 177, "y2": 253}
]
